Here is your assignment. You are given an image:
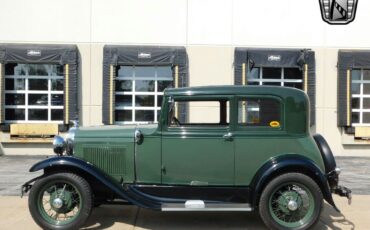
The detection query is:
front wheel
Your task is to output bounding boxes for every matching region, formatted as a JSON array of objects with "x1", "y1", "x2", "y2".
[
  {"x1": 259, "y1": 173, "x2": 323, "y2": 230},
  {"x1": 28, "y1": 172, "x2": 93, "y2": 230}
]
